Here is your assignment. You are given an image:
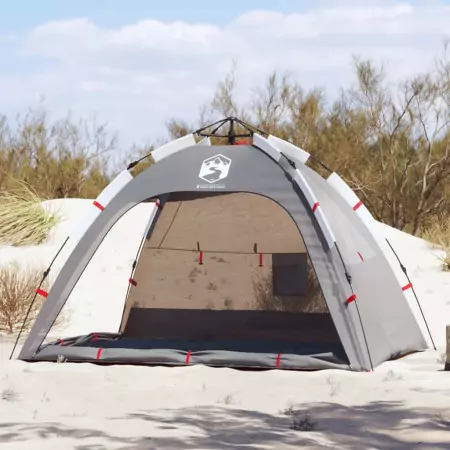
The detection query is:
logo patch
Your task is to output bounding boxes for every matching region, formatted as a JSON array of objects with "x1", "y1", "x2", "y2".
[{"x1": 198, "y1": 154, "x2": 232, "y2": 184}]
